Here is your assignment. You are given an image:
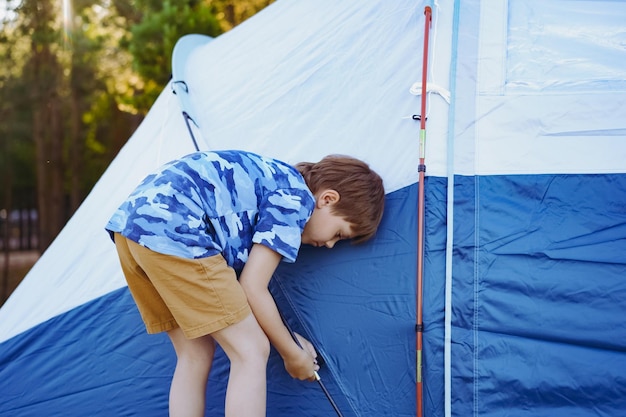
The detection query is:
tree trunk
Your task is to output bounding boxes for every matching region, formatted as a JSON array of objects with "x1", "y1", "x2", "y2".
[
  {"x1": 69, "y1": 89, "x2": 83, "y2": 213},
  {"x1": 33, "y1": 102, "x2": 51, "y2": 250},
  {"x1": 1, "y1": 119, "x2": 13, "y2": 303},
  {"x1": 34, "y1": 86, "x2": 65, "y2": 251},
  {"x1": 28, "y1": 0, "x2": 65, "y2": 251}
]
